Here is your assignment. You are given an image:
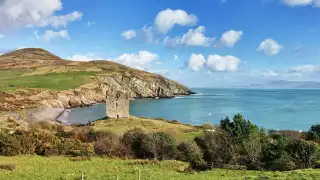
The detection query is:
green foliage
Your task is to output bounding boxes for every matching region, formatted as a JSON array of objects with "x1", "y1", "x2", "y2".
[
  {"x1": 263, "y1": 134, "x2": 290, "y2": 169},
  {"x1": 306, "y1": 124, "x2": 320, "y2": 141},
  {"x1": 194, "y1": 129, "x2": 238, "y2": 165},
  {"x1": 220, "y1": 113, "x2": 260, "y2": 145},
  {"x1": 177, "y1": 141, "x2": 203, "y2": 165}
]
